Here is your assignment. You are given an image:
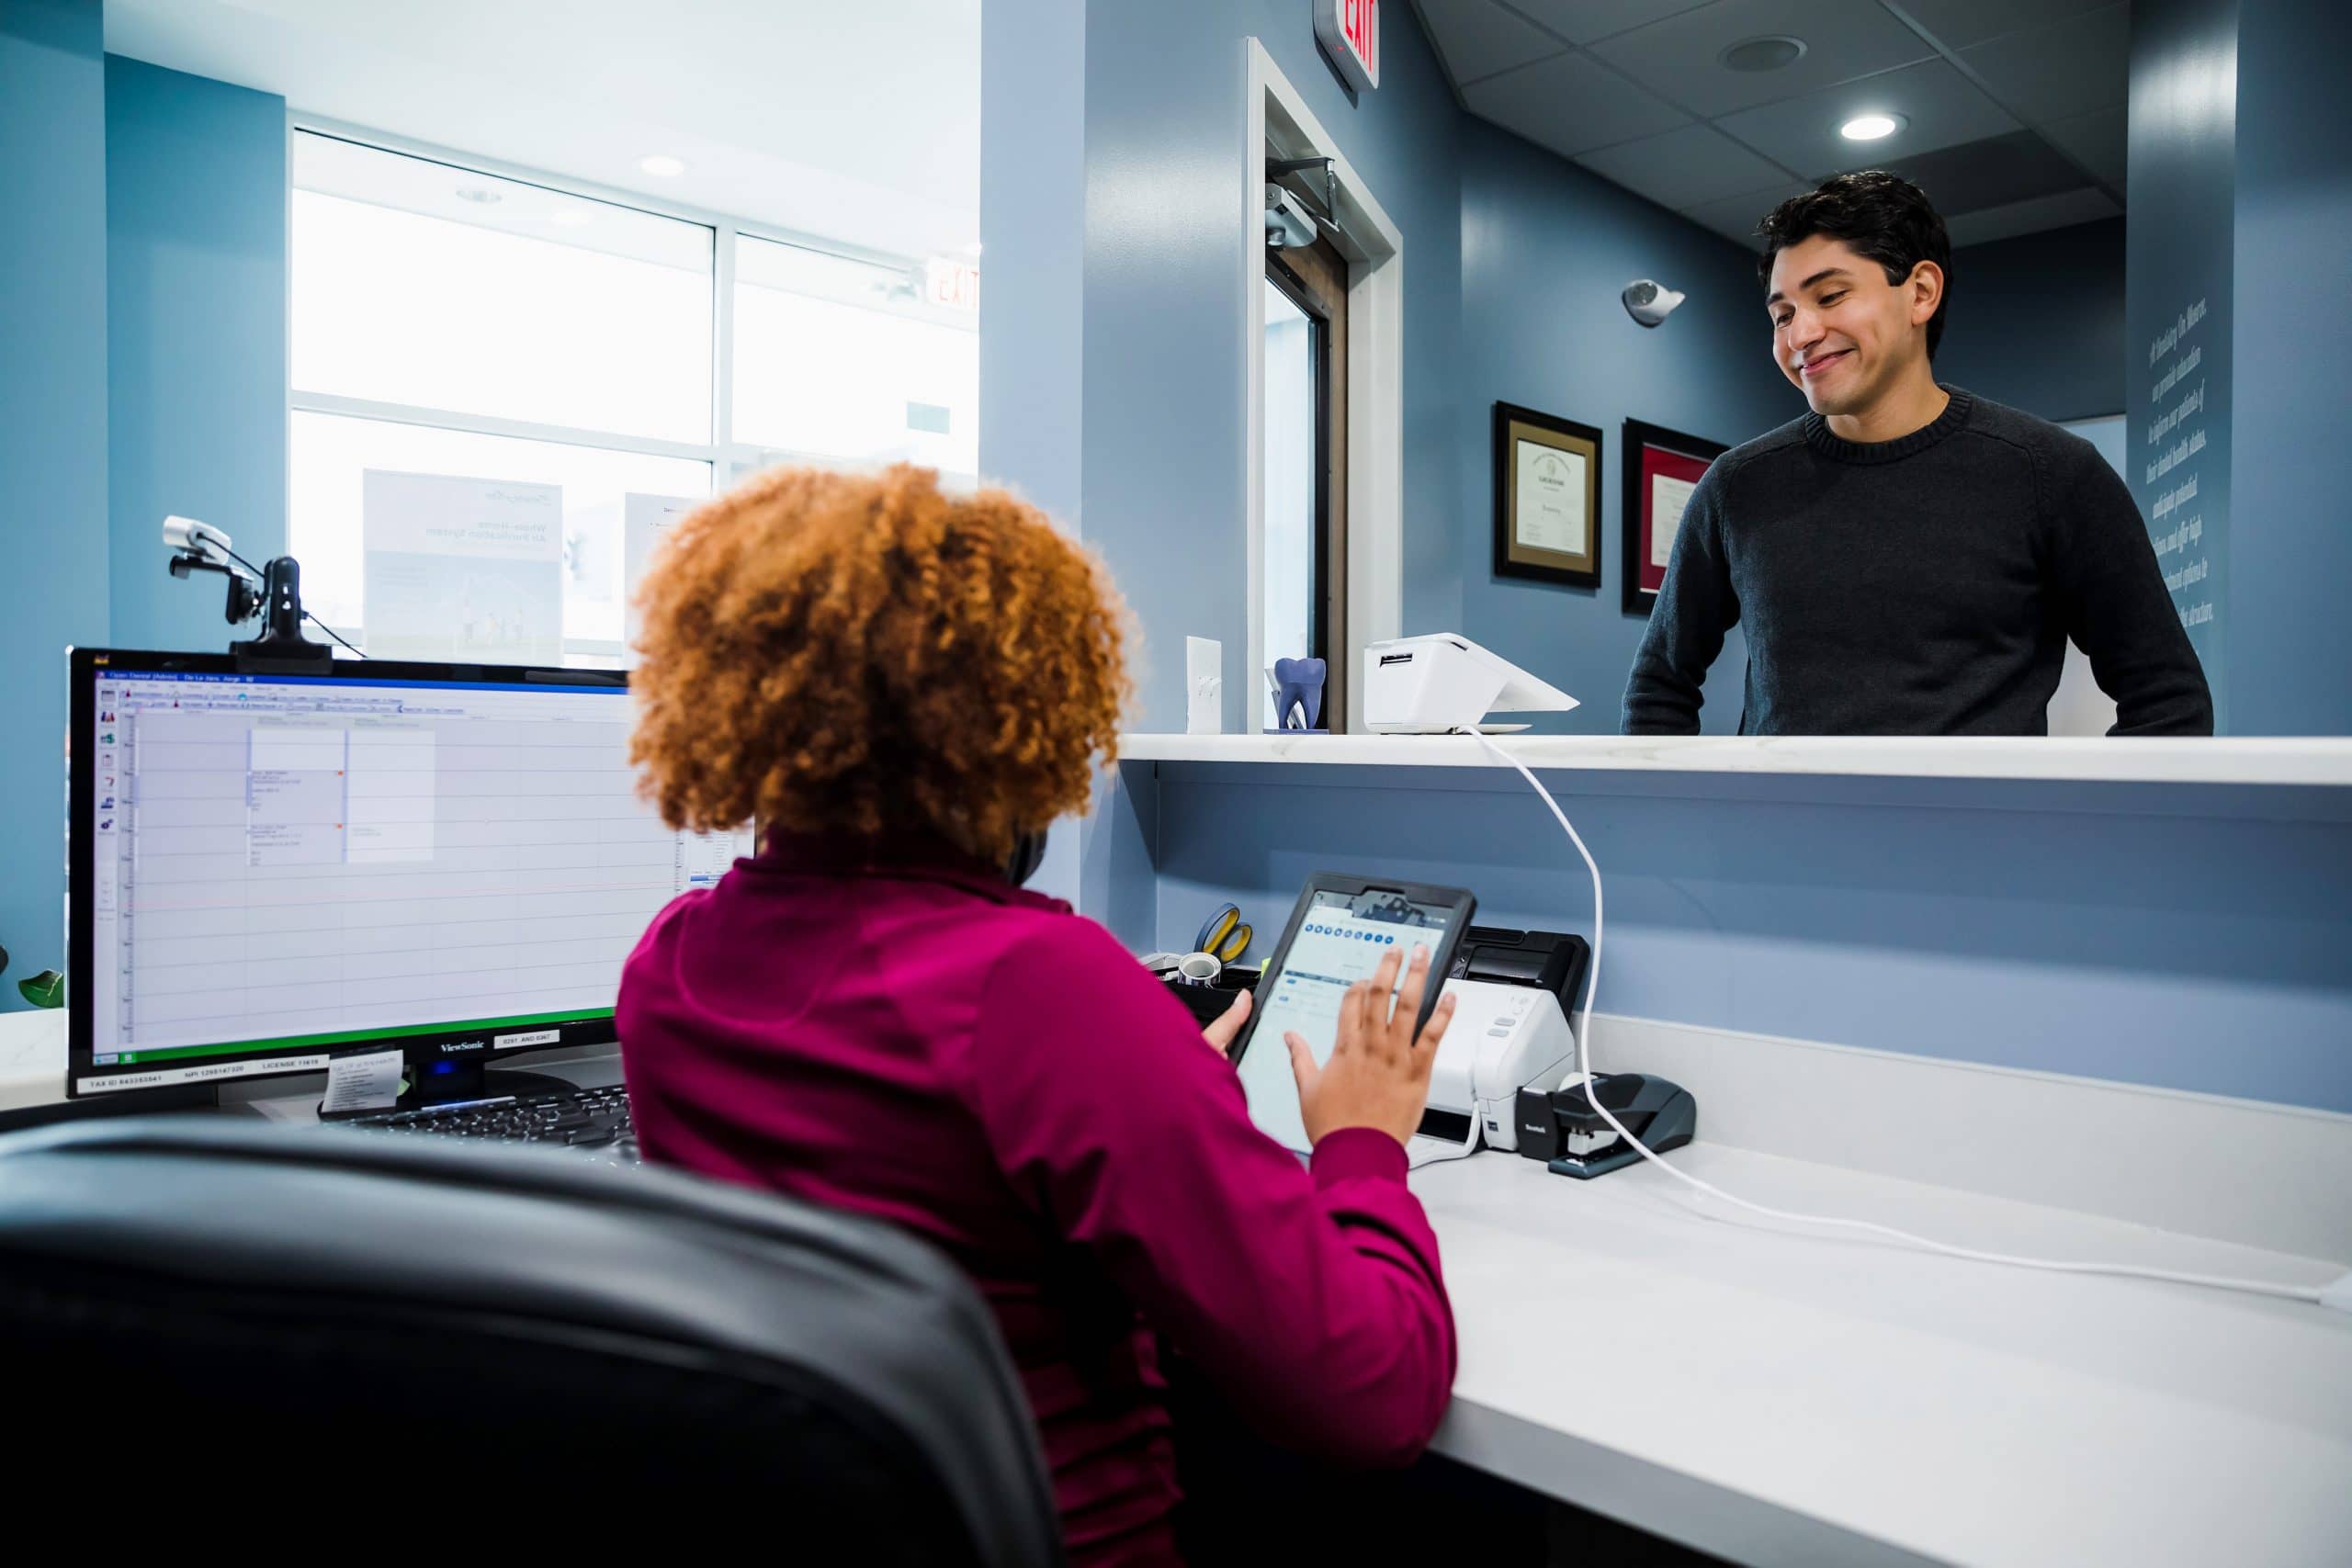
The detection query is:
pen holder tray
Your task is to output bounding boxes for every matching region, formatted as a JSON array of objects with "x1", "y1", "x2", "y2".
[{"x1": 1163, "y1": 965, "x2": 1261, "y2": 1028}]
